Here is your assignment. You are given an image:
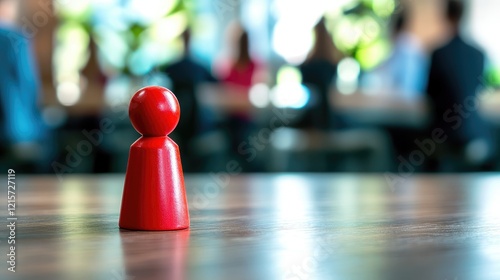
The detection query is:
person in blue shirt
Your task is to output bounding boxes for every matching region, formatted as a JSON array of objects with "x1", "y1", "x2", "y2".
[
  {"x1": 162, "y1": 28, "x2": 217, "y2": 171},
  {"x1": 0, "y1": 0, "x2": 47, "y2": 171},
  {"x1": 365, "y1": 12, "x2": 429, "y2": 100}
]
